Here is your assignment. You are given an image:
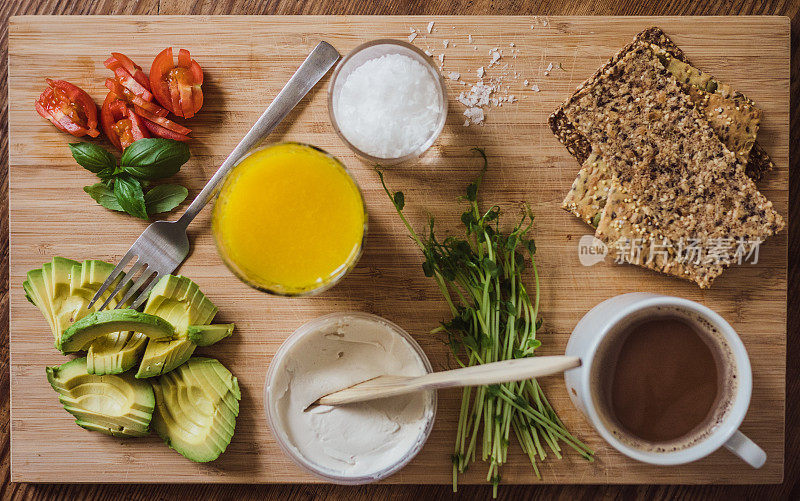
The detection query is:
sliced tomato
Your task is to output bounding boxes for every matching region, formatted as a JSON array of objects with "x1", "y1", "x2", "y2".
[
  {"x1": 35, "y1": 79, "x2": 99, "y2": 138},
  {"x1": 126, "y1": 106, "x2": 149, "y2": 142},
  {"x1": 105, "y1": 78, "x2": 168, "y2": 117},
  {"x1": 111, "y1": 66, "x2": 153, "y2": 102},
  {"x1": 142, "y1": 118, "x2": 191, "y2": 142},
  {"x1": 101, "y1": 92, "x2": 149, "y2": 150},
  {"x1": 106, "y1": 52, "x2": 150, "y2": 88},
  {"x1": 132, "y1": 105, "x2": 191, "y2": 136},
  {"x1": 149, "y1": 47, "x2": 204, "y2": 118}
]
